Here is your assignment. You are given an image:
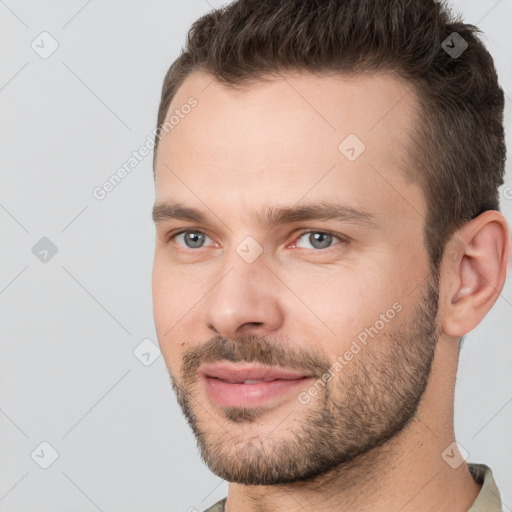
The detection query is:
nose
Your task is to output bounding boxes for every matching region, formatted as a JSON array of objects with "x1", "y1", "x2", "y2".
[{"x1": 201, "y1": 253, "x2": 285, "y2": 339}]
